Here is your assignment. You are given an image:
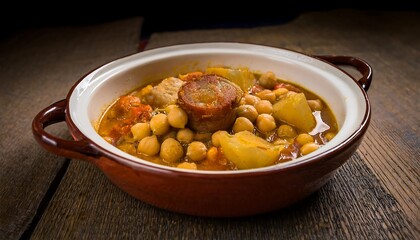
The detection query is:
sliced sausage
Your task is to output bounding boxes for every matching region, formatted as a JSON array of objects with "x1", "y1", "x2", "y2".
[{"x1": 178, "y1": 74, "x2": 243, "y2": 132}]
